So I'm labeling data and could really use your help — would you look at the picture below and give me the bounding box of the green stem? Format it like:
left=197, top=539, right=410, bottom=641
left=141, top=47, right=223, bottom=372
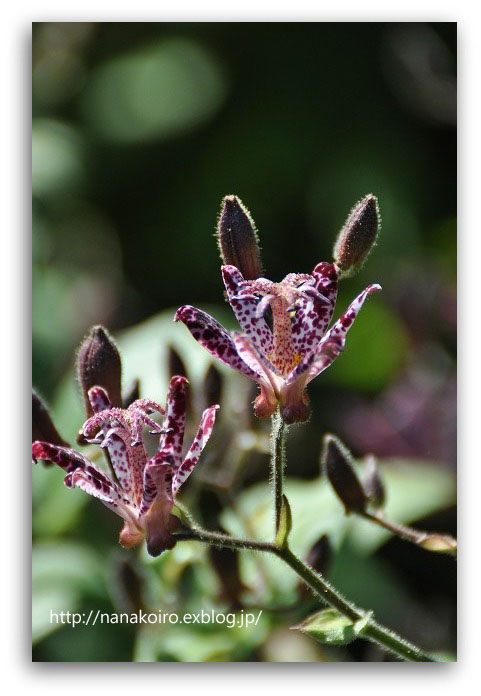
left=271, top=410, right=287, bottom=533
left=276, top=546, right=437, bottom=662
left=174, top=527, right=438, bottom=661
left=362, top=510, right=457, bottom=556
left=173, top=414, right=439, bottom=662
left=174, top=527, right=277, bottom=554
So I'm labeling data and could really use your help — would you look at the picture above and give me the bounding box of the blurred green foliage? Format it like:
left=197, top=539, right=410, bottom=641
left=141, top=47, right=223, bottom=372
left=32, top=22, right=456, bottom=662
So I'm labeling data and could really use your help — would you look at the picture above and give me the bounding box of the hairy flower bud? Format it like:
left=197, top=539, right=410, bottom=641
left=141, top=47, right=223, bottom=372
left=77, top=325, right=122, bottom=417
left=216, top=195, right=262, bottom=280
left=333, top=194, right=380, bottom=276
left=321, top=434, right=368, bottom=514
left=32, top=391, right=68, bottom=448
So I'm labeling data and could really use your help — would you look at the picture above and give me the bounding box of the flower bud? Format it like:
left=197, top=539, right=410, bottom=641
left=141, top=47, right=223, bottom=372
left=203, top=364, right=223, bottom=408
left=122, top=378, right=140, bottom=409
left=77, top=325, right=122, bottom=417
left=306, top=534, right=331, bottom=576
left=167, top=345, right=188, bottom=379
left=362, top=455, right=386, bottom=509
left=321, top=434, right=368, bottom=514
left=216, top=195, right=262, bottom=280
left=333, top=194, right=380, bottom=276
left=32, top=391, right=68, bottom=448
left=419, top=533, right=457, bottom=555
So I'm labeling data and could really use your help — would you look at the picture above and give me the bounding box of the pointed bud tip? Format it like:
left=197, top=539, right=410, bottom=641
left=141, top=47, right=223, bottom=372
left=322, top=434, right=368, bottom=514
left=216, top=194, right=262, bottom=280
left=32, top=391, right=68, bottom=447
left=333, top=194, right=380, bottom=276
left=362, top=455, right=386, bottom=509
left=77, top=324, right=122, bottom=416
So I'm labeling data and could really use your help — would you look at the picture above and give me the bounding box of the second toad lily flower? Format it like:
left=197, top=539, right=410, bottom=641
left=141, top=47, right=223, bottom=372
left=32, top=376, right=219, bottom=556
left=175, top=264, right=381, bottom=423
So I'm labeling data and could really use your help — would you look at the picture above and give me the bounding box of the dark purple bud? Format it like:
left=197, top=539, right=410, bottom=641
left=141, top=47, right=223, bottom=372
left=209, top=545, right=248, bottom=609
left=122, top=378, right=140, bottom=409
left=321, top=434, right=368, bottom=514
left=306, top=534, right=331, bottom=576
left=110, top=556, right=145, bottom=613
left=362, top=455, right=386, bottom=509
left=217, top=195, right=262, bottom=280
left=203, top=364, right=223, bottom=408
left=167, top=345, right=188, bottom=379
left=32, top=391, right=68, bottom=449
left=333, top=194, right=380, bottom=276
left=77, top=325, right=122, bottom=416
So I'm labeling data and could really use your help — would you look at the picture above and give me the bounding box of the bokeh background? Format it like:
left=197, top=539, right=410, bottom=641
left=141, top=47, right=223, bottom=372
left=32, top=22, right=456, bottom=662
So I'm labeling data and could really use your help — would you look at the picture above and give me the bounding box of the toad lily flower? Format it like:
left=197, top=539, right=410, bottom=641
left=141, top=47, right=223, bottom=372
left=32, top=376, right=219, bottom=556
left=175, top=264, right=381, bottom=424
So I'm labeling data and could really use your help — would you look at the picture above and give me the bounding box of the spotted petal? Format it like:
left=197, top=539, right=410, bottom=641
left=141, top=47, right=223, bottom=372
left=88, top=385, right=112, bottom=413
left=290, top=262, right=338, bottom=356
left=172, top=405, right=219, bottom=496
left=139, top=455, right=174, bottom=518
left=307, top=283, right=382, bottom=382
left=222, top=265, right=273, bottom=355
left=175, top=305, right=258, bottom=379
left=32, top=441, right=93, bottom=473
left=158, top=376, right=188, bottom=466
left=65, top=465, right=135, bottom=520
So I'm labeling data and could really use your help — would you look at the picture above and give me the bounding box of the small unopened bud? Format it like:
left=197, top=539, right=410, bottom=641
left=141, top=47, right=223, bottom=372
left=167, top=345, right=188, bottom=379
left=122, top=378, right=140, bottom=409
left=419, top=533, right=457, bottom=555
left=321, top=434, right=368, bottom=514
left=77, top=325, right=122, bottom=417
left=306, top=535, right=331, bottom=576
left=216, top=195, right=262, bottom=279
left=333, top=194, right=380, bottom=276
left=362, top=455, right=386, bottom=509
left=203, top=364, right=223, bottom=407
left=32, top=391, right=68, bottom=448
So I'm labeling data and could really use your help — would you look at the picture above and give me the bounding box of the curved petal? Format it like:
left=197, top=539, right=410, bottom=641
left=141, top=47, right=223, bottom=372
left=174, top=305, right=258, bottom=380
left=88, top=386, right=112, bottom=413
left=290, top=262, right=338, bottom=356
left=222, top=265, right=273, bottom=355
left=172, top=404, right=219, bottom=496
left=158, top=375, right=188, bottom=467
left=320, top=284, right=381, bottom=347
left=307, top=283, right=382, bottom=382
left=32, top=441, right=93, bottom=473
left=65, top=466, right=135, bottom=522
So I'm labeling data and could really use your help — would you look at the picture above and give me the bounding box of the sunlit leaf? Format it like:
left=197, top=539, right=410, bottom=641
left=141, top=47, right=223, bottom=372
left=81, top=39, right=227, bottom=144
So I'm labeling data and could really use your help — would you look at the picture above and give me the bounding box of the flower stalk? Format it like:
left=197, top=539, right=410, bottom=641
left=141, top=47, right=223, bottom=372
left=271, top=410, right=288, bottom=533
left=172, top=415, right=440, bottom=662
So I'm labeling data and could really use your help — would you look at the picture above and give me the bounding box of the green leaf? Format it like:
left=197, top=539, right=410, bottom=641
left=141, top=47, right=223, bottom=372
left=275, top=495, right=292, bottom=548
left=220, top=458, right=455, bottom=603
left=293, top=608, right=358, bottom=646
left=32, top=542, right=106, bottom=643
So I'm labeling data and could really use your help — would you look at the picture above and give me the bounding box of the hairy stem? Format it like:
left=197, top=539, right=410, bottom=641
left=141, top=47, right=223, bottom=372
left=276, top=546, right=437, bottom=662
left=362, top=510, right=457, bottom=556
left=175, top=527, right=438, bottom=661
left=173, top=415, right=440, bottom=661
left=271, top=411, right=287, bottom=533
left=174, top=527, right=277, bottom=553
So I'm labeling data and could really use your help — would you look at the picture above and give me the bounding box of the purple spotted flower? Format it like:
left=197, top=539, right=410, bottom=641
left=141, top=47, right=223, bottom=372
left=175, top=264, right=380, bottom=423
left=32, top=376, right=218, bottom=556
